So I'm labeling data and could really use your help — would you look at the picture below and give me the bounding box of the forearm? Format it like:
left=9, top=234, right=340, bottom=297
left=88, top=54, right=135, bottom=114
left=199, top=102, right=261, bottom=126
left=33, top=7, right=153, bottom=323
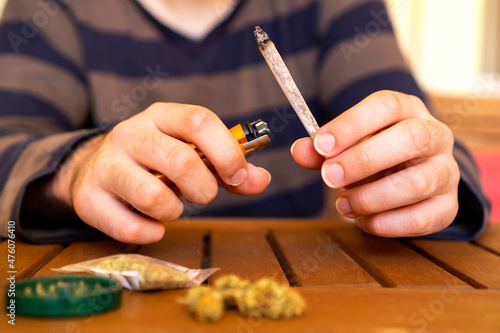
left=20, top=134, right=106, bottom=224
left=0, top=129, right=109, bottom=242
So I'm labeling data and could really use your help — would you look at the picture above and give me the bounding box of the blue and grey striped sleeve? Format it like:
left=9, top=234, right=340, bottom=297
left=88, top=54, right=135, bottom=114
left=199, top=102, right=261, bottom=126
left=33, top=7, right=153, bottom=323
left=0, top=0, right=105, bottom=241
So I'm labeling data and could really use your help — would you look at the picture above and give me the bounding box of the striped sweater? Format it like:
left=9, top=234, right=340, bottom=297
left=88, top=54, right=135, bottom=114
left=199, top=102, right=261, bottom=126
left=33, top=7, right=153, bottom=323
left=0, top=0, right=490, bottom=243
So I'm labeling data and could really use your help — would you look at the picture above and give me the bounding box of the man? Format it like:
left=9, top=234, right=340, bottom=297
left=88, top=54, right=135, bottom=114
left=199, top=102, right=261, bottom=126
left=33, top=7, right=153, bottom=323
left=0, top=0, right=489, bottom=243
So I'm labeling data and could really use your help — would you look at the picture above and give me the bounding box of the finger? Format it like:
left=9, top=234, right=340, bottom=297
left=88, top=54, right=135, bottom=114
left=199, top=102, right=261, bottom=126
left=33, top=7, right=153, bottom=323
left=313, top=91, right=428, bottom=158
left=290, top=138, right=324, bottom=170
left=336, top=158, right=460, bottom=218
left=74, top=189, right=166, bottom=244
left=146, top=103, right=248, bottom=186
left=110, top=125, right=219, bottom=204
left=100, top=161, right=187, bottom=220
left=321, top=118, right=450, bottom=189
left=222, top=164, right=271, bottom=195
left=356, top=193, right=459, bottom=238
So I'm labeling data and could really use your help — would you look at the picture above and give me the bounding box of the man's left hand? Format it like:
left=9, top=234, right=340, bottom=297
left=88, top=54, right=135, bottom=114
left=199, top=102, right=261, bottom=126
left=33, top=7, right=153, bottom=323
left=291, top=91, right=460, bottom=237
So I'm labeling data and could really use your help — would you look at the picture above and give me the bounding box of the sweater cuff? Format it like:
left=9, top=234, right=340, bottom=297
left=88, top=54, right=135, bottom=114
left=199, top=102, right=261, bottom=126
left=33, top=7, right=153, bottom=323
left=8, top=127, right=111, bottom=244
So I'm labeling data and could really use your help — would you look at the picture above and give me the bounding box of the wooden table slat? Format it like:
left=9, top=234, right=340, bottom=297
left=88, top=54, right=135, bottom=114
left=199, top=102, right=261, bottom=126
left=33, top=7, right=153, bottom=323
left=209, top=230, right=288, bottom=284
left=271, top=230, right=380, bottom=287
left=33, top=240, right=132, bottom=277
left=3, top=219, right=499, bottom=332
left=331, top=229, right=471, bottom=288
left=474, top=224, right=500, bottom=255
left=0, top=241, right=62, bottom=284
left=4, top=288, right=499, bottom=332
left=139, top=229, right=207, bottom=269
left=407, top=239, right=500, bottom=289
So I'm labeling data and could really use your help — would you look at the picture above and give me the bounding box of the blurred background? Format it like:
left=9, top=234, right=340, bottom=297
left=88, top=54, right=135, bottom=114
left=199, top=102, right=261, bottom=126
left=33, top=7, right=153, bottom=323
left=386, top=0, right=500, bottom=220
left=0, top=0, right=498, bottom=219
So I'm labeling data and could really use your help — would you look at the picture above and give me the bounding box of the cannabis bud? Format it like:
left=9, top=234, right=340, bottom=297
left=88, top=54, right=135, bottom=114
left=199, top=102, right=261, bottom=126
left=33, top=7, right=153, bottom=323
left=184, top=275, right=305, bottom=322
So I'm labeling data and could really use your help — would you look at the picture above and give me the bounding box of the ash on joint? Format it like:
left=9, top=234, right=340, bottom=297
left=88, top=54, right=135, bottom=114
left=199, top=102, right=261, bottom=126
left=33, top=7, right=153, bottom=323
left=254, top=26, right=270, bottom=48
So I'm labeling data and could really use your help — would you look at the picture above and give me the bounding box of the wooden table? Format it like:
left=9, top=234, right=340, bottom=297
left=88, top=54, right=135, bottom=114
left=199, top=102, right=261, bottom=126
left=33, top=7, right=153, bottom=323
left=2, top=219, right=500, bottom=332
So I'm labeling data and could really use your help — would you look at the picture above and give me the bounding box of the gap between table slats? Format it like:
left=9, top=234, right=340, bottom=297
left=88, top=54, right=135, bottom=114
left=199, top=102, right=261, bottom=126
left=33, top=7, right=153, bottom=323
left=268, top=229, right=380, bottom=287
left=329, top=229, right=471, bottom=289
left=405, top=239, right=500, bottom=289
left=474, top=224, right=500, bottom=256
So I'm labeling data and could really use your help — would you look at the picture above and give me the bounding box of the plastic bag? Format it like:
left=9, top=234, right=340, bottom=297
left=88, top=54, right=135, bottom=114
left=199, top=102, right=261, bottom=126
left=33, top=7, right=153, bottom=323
left=53, top=254, right=219, bottom=291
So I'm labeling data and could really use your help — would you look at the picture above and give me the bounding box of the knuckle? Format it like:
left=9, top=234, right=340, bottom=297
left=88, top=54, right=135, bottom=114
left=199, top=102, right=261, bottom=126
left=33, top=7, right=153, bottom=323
left=373, top=90, right=402, bottom=118
left=197, top=182, right=219, bottom=205
left=406, top=120, right=433, bottom=154
left=134, top=182, right=165, bottom=210
left=72, top=187, right=90, bottom=215
left=366, top=215, right=384, bottom=235
left=351, top=190, right=375, bottom=215
left=184, top=106, right=217, bottom=134
left=166, top=145, right=199, bottom=179
left=440, top=122, right=455, bottom=149
left=448, top=196, right=459, bottom=222
left=407, top=169, right=434, bottom=197
left=150, top=101, right=166, bottom=110
left=438, top=163, right=459, bottom=194
left=343, top=113, right=362, bottom=136
left=163, top=201, right=185, bottom=221
left=109, top=120, right=133, bottom=142
left=408, top=94, right=426, bottom=110
left=434, top=198, right=459, bottom=231
left=104, top=162, right=123, bottom=181
left=147, top=102, right=168, bottom=116
left=408, top=214, right=433, bottom=235
left=352, top=148, right=376, bottom=174
left=115, top=222, right=143, bottom=244
left=219, top=149, right=244, bottom=172
left=449, top=161, right=461, bottom=187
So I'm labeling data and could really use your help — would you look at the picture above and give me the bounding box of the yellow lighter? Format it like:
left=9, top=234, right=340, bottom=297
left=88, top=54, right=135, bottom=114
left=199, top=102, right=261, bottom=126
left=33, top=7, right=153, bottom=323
left=228, top=119, right=271, bottom=156
left=152, top=119, right=271, bottom=186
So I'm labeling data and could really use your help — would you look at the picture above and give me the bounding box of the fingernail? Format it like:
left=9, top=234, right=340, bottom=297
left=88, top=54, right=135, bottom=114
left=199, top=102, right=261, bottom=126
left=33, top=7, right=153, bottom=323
left=321, top=163, right=344, bottom=188
left=258, top=167, right=272, bottom=185
left=314, top=134, right=335, bottom=156
left=230, top=168, right=247, bottom=186
left=356, top=217, right=366, bottom=229
left=336, top=197, right=352, bottom=217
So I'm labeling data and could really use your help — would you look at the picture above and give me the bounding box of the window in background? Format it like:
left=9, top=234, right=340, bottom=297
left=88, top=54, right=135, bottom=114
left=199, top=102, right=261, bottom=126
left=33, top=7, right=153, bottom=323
left=387, top=0, right=495, bottom=96
left=482, top=0, right=500, bottom=75
left=0, top=0, right=6, bottom=17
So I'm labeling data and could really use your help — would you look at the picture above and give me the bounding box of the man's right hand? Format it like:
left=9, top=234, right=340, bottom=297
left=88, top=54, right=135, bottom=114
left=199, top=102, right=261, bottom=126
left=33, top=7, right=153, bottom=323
left=51, top=103, right=271, bottom=244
